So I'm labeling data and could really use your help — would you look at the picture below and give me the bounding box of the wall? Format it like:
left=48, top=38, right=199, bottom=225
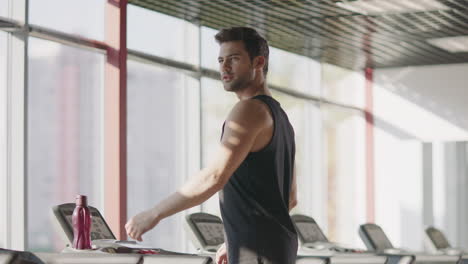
left=373, top=63, right=468, bottom=250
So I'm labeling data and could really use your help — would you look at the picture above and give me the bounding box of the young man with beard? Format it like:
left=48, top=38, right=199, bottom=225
left=125, top=27, right=298, bottom=264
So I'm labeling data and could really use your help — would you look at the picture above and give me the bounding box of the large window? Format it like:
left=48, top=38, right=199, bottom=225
left=27, top=37, right=104, bottom=252
left=432, top=142, right=468, bottom=248
left=29, top=0, right=105, bottom=41
left=0, top=0, right=7, bottom=17
left=374, top=126, right=423, bottom=249
left=322, top=63, right=365, bottom=108
left=372, top=76, right=427, bottom=250
left=201, top=27, right=219, bottom=71
left=372, top=66, right=468, bottom=250
left=128, top=5, right=199, bottom=65
left=271, top=91, right=324, bottom=224
left=200, top=77, right=237, bottom=215
left=269, top=48, right=321, bottom=95
left=2, top=3, right=373, bottom=253
left=322, top=105, right=366, bottom=247
left=127, top=59, right=199, bottom=251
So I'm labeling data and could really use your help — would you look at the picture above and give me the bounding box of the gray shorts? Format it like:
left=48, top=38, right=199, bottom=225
left=229, top=246, right=295, bottom=264
left=237, top=250, right=270, bottom=264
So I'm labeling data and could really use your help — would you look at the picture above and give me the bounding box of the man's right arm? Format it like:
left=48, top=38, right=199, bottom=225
left=125, top=99, right=269, bottom=241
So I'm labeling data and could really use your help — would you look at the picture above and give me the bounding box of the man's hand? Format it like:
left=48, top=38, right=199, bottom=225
left=216, top=243, right=228, bottom=264
left=125, top=209, right=160, bottom=241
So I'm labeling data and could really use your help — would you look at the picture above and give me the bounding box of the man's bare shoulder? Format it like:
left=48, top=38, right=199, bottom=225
left=228, top=98, right=272, bottom=126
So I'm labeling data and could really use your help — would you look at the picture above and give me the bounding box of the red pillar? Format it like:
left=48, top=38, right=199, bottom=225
left=105, top=0, right=127, bottom=239
left=365, top=67, right=375, bottom=223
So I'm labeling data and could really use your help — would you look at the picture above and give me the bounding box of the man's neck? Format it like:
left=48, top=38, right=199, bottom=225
left=235, top=81, right=271, bottom=101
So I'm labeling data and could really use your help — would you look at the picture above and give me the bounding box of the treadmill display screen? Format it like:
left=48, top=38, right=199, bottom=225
left=427, top=228, right=450, bottom=249
left=366, top=227, right=393, bottom=250
left=295, top=222, right=328, bottom=243
left=62, top=208, right=115, bottom=240
left=195, top=222, right=224, bottom=246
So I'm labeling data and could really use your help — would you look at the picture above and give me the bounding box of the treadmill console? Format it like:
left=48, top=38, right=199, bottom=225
left=291, top=215, right=389, bottom=264
left=359, top=224, right=461, bottom=264
left=425, top=227, right=451, bottom=250
left=292, top=214, right=366, bottom=253
left=51, top=204, right=213, bottom=263
left=52, top=203, right=116, bottom=243
left=185, top=213, right=224, bottom=253
left=359, top=224, right=394, bottom=252
left=291, top=214, right=329, bottom=246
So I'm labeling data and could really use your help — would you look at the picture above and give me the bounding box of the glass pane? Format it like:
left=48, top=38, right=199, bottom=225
left=201, top=26, right=219, bottom=71
left=432, top=142, right=468, bottom=249
left=29, top=0, right=105, bottom=41
left=270, top=91, right=325, bottom=224
left=373, top=82, right=425, bottom=249
left=128, top=5, right=199, bottom=65
left=371, top=68, right=466, bottom=250
left=27, top=37, right=104, bottom=252
left=200, top=77, right=237, bottom=215
left=322, top=104, right=366, bottom=247
left=321, top=63, right=365, bottom=109
left=269, top=47, right=321, bottom=95
left=127, top=60, right=197, bottom=252
left=0, top=0, right=7, bottom=17
left=374, top=125, right=423, bottom=249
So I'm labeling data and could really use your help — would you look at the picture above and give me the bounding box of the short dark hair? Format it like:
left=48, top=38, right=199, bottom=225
left=215, top=27, right=269, bottom=75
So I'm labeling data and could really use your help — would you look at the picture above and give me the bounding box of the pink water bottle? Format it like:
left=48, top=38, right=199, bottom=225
left=72, top=195, right=92, bottom=249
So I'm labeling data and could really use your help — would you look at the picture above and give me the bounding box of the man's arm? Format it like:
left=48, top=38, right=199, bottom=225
left=289, top=163, right=297, bottom=212
left=125, top=99, right=270, bottom=241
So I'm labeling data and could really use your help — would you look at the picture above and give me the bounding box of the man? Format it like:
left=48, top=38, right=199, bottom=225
left=125, top=27, right=298, bottom=264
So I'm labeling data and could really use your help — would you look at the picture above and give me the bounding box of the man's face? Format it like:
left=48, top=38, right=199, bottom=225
left=218, top=41, right=254, bottom=92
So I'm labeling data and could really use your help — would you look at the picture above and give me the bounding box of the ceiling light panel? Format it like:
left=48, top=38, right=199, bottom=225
left=335, top=0, right=451, bottom=15
left=427, top=36, right=468, bottom=53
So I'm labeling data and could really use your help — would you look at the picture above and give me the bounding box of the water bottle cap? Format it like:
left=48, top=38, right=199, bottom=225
left=75, top=195, right=88, bottom=206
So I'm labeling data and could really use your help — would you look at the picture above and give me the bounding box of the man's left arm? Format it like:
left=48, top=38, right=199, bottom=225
left=125, top=100, right=269, bottom=241
left=289, top=163, right=297, bottom=212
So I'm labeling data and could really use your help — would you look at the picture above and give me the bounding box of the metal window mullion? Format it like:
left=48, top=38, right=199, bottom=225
left=422, top=143, right=434, bottom=227
left=0, top=33, right=7, bottom=249
left=28, top=24, right=108, bottom=54
left=197, top=22, right=204, bottom=214
left=456, top=142, right=468, bottom=247
left=5, top=0, right=28, bottom=251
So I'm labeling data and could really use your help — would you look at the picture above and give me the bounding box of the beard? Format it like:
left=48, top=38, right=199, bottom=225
left=222, top=72, right=254, bottom=92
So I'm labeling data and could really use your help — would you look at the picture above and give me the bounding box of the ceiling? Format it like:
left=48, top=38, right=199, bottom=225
left=128, top=0, right=468, bottom=70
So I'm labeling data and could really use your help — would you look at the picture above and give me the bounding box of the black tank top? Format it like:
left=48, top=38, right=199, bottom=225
left=219, top=95, right=297, bottom=264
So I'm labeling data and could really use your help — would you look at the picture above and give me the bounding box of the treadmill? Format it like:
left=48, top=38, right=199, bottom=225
left=186, top=212, right=387, bottom=264
left=425, top=226, right=468, bottom=263
left=359, top=223, right=459, bottom=264
left=291, top=214, right=389, bottom=264
left=185, top=212, right=225, bottom=254
left=185, top=212, right=327, bottom=264
left=50, top=203, right=212, bottom=264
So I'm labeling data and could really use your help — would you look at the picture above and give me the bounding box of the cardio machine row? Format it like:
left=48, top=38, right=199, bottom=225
left=1, top=205, right=466, bottom=264
left=187, top=212, right=467, bottom=264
